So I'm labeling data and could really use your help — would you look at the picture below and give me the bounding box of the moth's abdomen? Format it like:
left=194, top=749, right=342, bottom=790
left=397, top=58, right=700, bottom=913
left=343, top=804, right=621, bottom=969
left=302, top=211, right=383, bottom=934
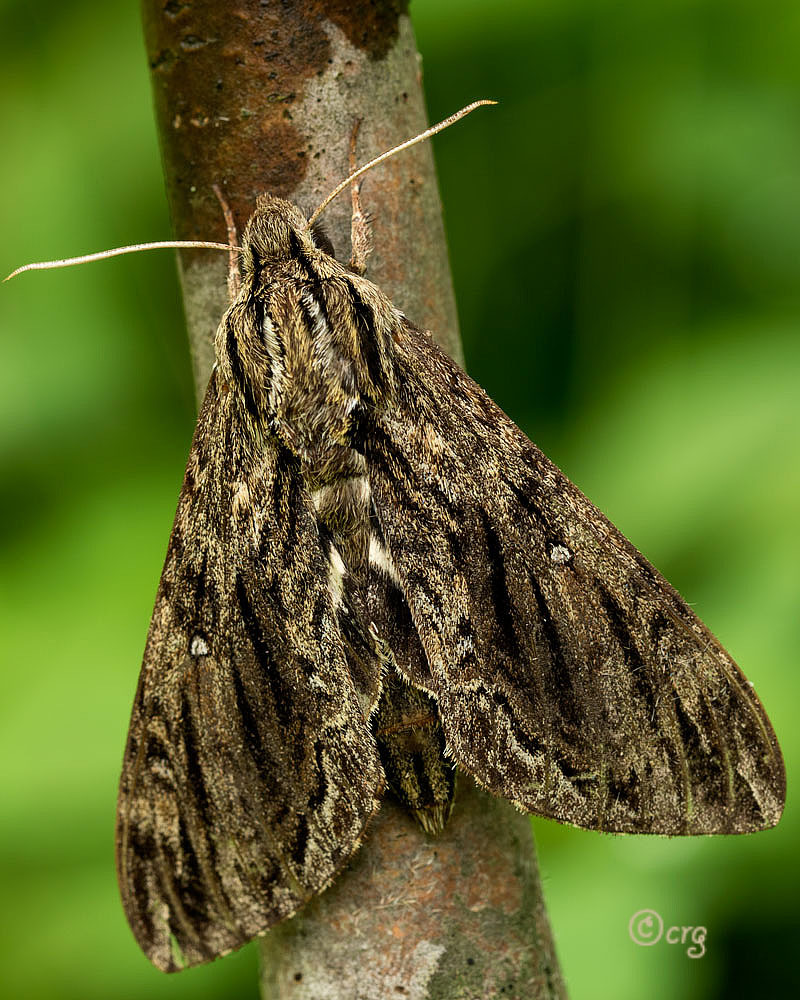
left=372, top=670, right=455, bottom=836
left=308, top=447, right=371, bottom=576
left=305, top=444, right=456, bottom=834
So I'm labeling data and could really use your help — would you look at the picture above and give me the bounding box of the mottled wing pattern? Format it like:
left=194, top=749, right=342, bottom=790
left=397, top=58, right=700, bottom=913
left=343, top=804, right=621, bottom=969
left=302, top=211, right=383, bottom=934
left=117, top=371, right=384, bottom=972
left=365, top=327, right=785, bottom=835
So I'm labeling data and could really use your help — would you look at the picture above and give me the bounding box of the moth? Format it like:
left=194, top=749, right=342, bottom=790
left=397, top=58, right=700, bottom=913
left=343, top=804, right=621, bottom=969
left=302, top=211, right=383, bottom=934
left=8, top=103, right=785, bottom=973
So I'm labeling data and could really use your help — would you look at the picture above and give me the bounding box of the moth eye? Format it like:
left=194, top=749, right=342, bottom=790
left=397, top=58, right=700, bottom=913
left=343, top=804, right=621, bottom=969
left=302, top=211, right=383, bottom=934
left=310, top=221, right=335, bottom=257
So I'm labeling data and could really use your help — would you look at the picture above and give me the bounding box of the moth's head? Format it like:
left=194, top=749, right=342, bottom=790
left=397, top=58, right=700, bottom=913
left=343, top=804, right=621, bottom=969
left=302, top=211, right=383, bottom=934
left=241, top=195, right=334, bottom=276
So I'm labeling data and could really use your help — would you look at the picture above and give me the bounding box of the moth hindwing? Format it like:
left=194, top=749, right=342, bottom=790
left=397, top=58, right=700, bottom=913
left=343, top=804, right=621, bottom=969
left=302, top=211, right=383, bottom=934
left=116, top=193, right=785, bottom=972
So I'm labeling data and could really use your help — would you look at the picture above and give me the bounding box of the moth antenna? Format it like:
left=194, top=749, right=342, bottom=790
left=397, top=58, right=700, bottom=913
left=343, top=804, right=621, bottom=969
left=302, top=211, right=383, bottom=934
left=307, top=99, right=497, bottom=228
left=4, top=240, right=242, bottom=282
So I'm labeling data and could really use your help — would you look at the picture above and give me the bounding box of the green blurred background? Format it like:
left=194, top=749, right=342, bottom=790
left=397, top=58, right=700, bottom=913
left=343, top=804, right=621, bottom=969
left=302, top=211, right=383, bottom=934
left=1, top=0, right=797, bottom=997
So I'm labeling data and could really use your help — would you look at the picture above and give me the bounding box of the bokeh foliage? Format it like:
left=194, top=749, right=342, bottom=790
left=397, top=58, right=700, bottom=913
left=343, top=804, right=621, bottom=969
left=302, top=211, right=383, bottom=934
left=0, top=0, right=797, bottom=997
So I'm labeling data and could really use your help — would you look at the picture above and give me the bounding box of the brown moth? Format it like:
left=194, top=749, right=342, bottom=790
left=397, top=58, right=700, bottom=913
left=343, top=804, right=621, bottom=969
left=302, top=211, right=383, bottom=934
left=9, top=104, right=785, bottom=973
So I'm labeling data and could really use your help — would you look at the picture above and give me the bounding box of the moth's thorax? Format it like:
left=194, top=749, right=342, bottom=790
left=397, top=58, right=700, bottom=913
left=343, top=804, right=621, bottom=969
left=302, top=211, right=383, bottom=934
left=215, top=195, right=402, bottom=463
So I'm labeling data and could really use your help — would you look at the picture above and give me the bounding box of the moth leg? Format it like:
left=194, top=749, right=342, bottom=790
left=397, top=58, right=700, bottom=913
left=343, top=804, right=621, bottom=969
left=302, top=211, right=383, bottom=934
left=348, top=119, right=373, bottom=276
left=211, top=183, right=241, bottom=301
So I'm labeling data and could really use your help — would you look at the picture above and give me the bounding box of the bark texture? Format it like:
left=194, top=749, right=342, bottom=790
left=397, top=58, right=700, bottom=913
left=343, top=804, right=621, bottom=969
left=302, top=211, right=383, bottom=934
left=140, top=1, right=566, bottom=996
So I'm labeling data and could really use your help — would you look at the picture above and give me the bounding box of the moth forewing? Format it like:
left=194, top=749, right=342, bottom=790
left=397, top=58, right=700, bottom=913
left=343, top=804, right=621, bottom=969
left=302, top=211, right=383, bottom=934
left=359, top=307, right=785, bottom=837
left=116, top=274, right=387, bottom=971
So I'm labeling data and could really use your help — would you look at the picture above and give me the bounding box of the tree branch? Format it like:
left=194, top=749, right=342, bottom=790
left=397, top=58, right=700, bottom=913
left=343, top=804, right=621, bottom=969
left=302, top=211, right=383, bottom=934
left=141, top=1, right=566, bottom=996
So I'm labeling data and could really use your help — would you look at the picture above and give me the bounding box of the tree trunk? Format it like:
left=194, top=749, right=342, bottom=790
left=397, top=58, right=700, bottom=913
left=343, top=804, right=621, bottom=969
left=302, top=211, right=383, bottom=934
left=140, top=1, right=566, bottom=996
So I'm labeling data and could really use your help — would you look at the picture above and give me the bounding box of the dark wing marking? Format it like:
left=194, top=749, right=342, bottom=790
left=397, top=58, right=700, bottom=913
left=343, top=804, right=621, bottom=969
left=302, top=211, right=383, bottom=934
left=364, top=327, right=785, bottom=835
left=117, top=371, right=384, bottom=972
